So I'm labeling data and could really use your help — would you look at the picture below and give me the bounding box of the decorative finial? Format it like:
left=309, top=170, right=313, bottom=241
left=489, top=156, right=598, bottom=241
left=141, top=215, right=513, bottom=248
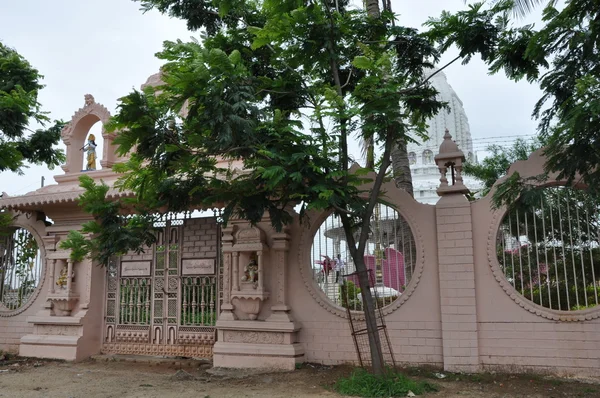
left=443, top=128, right=452, bottom=140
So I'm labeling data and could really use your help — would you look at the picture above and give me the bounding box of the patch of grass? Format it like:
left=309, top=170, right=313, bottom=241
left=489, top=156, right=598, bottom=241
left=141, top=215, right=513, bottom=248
left=334, top=368, right=438, bottom=397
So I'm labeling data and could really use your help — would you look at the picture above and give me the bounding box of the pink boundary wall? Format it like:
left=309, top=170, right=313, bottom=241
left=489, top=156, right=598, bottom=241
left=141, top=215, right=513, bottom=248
left=0, top=106, right=599, bottom=376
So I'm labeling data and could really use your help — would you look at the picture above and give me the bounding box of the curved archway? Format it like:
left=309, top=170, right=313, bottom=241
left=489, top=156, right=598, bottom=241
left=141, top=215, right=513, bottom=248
left=0, top=213, right=47, bottom=317
left=60, top=94, right=118, bottom=173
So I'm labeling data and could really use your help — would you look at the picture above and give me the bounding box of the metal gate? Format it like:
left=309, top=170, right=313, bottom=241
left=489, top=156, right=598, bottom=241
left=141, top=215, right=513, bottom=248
left=102, top=217, right=220, bottom=358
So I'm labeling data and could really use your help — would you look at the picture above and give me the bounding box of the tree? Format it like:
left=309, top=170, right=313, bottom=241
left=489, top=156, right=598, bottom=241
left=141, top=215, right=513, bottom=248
left=65, top=0, right=515, bottom=374
left=0, top=43, right=65, bottom=174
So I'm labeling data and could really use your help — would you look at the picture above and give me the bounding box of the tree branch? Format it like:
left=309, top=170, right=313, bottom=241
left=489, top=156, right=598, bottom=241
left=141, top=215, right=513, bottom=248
left=397, top=54, right=462, bottom=94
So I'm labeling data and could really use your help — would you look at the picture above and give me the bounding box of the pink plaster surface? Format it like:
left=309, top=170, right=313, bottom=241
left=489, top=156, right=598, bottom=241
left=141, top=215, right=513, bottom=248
left=1, top=126, right=599, bottom=377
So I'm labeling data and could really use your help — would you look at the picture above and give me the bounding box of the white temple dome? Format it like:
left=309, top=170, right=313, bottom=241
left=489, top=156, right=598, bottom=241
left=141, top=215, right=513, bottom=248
left=408, top=69, right=481, bottom=204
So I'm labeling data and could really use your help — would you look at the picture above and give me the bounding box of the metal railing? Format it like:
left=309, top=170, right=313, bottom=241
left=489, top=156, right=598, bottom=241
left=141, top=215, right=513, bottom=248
left=497, top=186, right=600, bottom=311
left=119, top=277, right=152, bottom=324
left=181, top=276, right=217, bottom=326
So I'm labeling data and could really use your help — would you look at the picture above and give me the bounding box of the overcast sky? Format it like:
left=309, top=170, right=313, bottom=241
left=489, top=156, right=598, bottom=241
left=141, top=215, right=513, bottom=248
left=0, top=0, right=546, bottom=196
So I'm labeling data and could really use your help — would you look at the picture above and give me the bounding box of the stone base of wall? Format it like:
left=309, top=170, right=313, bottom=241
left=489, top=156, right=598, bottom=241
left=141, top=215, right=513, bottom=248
left=20, top=335, right=80, bottom=360
left=214, top=320, right=304, bottom=370
left=18, top=315, right=92, bottom=361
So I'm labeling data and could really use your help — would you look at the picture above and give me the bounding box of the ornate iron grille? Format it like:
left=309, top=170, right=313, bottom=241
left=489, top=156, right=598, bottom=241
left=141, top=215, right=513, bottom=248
left=103, top=214, right=220, bottom=357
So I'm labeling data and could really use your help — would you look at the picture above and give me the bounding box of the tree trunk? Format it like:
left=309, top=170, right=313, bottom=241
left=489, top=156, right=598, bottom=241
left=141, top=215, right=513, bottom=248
left=354, top=253, right=384, bottom=370
left=340, top=218, right=385, bottom=375
left=365, top=0, right=380, bottom=18
left=356, top=0, right=385, bottom=376
left=391, top=140, right=414, bottom=197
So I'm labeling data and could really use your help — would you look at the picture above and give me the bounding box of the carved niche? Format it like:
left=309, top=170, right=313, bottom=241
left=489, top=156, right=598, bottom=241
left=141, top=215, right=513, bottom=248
left=60, top=94, right=119, bottom=173
left=229, top=226, right=270, bottom=320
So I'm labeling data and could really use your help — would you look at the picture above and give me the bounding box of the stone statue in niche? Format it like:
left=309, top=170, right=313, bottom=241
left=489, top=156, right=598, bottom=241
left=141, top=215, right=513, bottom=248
left=80, top=134, right=97, bottom=171
left=241, top=257, right=259, bottom=287
left=56, top=265, right=74, bottom=289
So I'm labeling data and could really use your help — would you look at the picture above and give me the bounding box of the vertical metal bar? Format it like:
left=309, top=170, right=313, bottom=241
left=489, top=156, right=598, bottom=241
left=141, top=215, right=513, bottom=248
left=575, top=202, right=588, bottom=307
left=585, top=207, right=598, bottom=306
left=501, top=226, right=507, bottom=280
left=136, top=279, right=141, bottom=324
left=516, top=211, right=525, bottom=295
left=540, top=198, right=552, bottom=309
left=565, top=189, right=580, bottom=308
left=145, top=279, right=150, bottom=324
left=128, top=280, right=134, bottom=324
left=547, top=195, right=561, bottom=310
left=509, top=213, right=516, bottom=289
left=556, top=189, right=571, bottom=309
left=200, top=277, right=205, bottom=325
left=400, top=215, right=408, bottom=283
left=210, top=278, right=215, bottom=325
left=119, top=280, right=124, bottom=324
left=532, top=204, right=543, bottom=306
left=524, top=210, right=534, bottom=301
left=182, top=278, right=188, bottom=325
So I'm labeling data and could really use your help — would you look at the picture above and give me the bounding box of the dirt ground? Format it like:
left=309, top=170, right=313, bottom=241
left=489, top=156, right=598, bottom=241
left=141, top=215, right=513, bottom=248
left=0, top=356, right=598, bottom=398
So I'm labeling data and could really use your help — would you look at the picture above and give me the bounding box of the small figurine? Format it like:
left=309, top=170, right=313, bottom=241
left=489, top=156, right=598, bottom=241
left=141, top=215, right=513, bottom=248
left=241, top=258, right=259, bottom=285
left=56, top=264, right=75, bottom=290
left=56, top=266, right=68, bottom=289
left=80, top=134, right=97, bottom=171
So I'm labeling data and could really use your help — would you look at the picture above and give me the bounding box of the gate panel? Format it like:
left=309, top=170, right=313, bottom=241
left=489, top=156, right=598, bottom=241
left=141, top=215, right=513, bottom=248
left=102, top=216, right=219, bottom=358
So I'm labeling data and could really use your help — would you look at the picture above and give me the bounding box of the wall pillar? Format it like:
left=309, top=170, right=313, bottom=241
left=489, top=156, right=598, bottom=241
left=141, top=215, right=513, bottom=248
left=436, top=194, right=480, bottom=373
left=214, top=221, right=304, bottom=370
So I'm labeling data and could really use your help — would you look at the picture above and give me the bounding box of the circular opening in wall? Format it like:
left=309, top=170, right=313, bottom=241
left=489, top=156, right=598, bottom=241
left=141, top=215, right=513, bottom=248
left=0, top=227, right=44, bottom=313
left=310, top=203, right=417, bottom=311
left=495, top=186, right=600, bottom=312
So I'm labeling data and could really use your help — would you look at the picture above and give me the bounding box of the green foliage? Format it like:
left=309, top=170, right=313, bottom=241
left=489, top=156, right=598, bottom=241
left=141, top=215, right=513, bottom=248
left=59, top=230, right=90, bottom=263
left=0, top=42, right=65, bottom=173
left=334, top=368, right=438, bottom=397
left=59, top=175, right=158, bottom=265
left=463, top=137, right=543, bottom=197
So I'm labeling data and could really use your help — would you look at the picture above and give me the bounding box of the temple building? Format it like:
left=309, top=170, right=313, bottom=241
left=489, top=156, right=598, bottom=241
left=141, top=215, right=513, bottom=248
left=408, top=70, right=482, bottom=204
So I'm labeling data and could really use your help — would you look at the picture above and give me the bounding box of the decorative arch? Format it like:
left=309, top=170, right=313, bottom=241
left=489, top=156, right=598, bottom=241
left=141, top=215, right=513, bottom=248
left=483, top=149, right=600, bottom=321
left=60, top=94, right=118, bottom=173
left=0, top=212, right=48, bottom=317
left=297, top=183, right=427, bottom=319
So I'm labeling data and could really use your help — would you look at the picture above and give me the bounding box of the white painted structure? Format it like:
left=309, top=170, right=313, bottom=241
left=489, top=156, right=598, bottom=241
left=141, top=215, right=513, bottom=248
left=408, top=70, right=482, bottom=204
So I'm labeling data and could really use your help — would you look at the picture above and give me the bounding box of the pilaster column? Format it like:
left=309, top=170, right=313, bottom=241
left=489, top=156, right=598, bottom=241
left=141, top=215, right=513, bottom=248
left=436, top=194, right=480, bottom=373
left=49, top=260, right=56, bottom=294
left=66, top=260, right=74, bottom=294
left=267, top=229, right=292, bottom=322
left=257, top=251, right=264, bottom=290
left=233, top=252, right=240, bottom=291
